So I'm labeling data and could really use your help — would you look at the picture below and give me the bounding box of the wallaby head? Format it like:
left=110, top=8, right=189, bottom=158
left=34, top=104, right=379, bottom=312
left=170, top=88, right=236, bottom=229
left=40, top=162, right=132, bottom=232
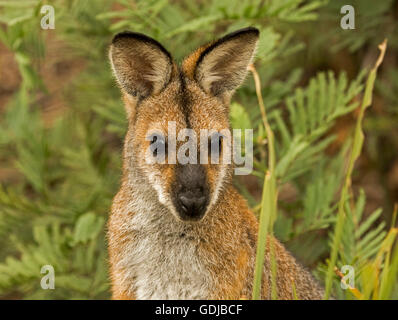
left=109, top=27, right=259, bottom=222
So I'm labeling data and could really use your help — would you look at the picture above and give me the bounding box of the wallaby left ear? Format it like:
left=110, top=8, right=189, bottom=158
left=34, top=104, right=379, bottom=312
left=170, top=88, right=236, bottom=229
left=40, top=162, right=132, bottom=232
left=194, top=27, right=259, bottom=97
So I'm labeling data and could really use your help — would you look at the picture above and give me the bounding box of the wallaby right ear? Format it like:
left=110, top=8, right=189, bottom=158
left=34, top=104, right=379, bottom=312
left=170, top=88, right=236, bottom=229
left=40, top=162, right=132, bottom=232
left=109, top=31, right=173, bottom=98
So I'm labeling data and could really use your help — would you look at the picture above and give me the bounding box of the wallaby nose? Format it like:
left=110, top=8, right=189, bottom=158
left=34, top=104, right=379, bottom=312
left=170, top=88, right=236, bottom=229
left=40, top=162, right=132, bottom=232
left=173, top=164, right=209, bottom=221
left=179, top=193, right=207, bottom=215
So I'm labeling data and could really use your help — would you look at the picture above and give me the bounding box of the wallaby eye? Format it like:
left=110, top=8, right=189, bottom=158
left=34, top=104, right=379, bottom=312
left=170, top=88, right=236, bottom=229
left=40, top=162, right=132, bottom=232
left=209, top=134, right=223, bottom=157
left=149, top=134, right=167, bottom=158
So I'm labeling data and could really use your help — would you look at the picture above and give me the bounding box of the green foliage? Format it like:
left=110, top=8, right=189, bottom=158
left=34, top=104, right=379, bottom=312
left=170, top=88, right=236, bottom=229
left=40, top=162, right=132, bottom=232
left=0, top=220, right=108, bottom=299
left=0, top=0, right=397, bottom=300
left=340, top=191, right=386, bottom=273
left=273, top=70, right=365, bottom=182
left=322, top=0, right=396, bottom=52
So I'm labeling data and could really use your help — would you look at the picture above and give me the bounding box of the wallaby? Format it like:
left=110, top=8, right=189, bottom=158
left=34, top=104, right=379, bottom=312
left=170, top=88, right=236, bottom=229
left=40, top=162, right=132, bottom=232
left=107, top=27, right=324, bottom=300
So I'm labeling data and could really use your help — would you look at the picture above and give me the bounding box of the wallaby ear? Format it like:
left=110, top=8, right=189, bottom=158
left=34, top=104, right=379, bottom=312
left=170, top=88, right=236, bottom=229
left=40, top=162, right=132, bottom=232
left=194, top=27, right=259, bottom=97
left=109, top=31, right=173, bottom=98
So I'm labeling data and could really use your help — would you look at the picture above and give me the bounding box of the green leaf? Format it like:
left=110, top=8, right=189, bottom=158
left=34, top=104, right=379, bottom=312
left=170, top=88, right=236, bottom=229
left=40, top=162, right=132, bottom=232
left=230, top=102, right=252, bottom=130
left=72, top=213, right=104, bottom=245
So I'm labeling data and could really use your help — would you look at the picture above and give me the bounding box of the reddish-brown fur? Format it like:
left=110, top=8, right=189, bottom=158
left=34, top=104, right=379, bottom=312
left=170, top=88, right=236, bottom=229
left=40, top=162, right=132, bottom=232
left=107, top=28, right=324, bottom=300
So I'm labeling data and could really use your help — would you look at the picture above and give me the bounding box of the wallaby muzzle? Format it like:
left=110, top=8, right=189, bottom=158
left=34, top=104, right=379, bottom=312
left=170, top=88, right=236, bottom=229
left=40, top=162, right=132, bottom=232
left=172, top=164, right=210, bottom=221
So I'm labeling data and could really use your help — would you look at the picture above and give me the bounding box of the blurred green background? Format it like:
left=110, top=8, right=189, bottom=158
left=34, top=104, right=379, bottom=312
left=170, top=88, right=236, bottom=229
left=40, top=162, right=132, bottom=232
left=0, top=0, right=397, bottom=299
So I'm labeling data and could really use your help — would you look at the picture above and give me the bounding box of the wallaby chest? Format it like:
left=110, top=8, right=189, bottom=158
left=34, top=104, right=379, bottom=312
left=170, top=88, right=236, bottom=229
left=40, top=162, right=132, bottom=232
left=125, top=210, right=212, bottom=299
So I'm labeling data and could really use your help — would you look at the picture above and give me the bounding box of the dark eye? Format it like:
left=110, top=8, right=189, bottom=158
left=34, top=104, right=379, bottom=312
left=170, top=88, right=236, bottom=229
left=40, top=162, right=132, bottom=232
left=209, top=134, right=223, bottom=157
left=149, top=134, right=167, bottom=157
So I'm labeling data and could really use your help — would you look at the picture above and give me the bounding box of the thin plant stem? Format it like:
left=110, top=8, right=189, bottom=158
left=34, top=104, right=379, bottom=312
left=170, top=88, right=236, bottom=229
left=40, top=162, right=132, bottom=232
left=249, top=64, right=278, bottom=300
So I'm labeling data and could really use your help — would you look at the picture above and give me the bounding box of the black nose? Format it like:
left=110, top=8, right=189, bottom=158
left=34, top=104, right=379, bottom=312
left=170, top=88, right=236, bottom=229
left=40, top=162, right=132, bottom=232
left=173, top=164, right=209, bottom=221
left=179, top=193, right=207, bottom=216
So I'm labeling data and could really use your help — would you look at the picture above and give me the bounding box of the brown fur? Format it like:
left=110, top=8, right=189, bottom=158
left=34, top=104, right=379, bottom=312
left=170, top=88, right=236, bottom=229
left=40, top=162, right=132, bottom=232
left=107, top=28, right=324, bottom=300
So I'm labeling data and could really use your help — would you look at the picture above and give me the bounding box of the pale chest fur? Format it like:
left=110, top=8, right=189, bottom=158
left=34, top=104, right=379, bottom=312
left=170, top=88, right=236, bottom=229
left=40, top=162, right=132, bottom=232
left=116, top=208, right=213, bottom=300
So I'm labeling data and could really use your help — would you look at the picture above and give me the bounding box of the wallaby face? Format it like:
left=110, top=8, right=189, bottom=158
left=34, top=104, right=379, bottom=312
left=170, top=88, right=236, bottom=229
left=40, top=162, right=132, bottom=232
left=109, top=28, right=259, bottom=222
